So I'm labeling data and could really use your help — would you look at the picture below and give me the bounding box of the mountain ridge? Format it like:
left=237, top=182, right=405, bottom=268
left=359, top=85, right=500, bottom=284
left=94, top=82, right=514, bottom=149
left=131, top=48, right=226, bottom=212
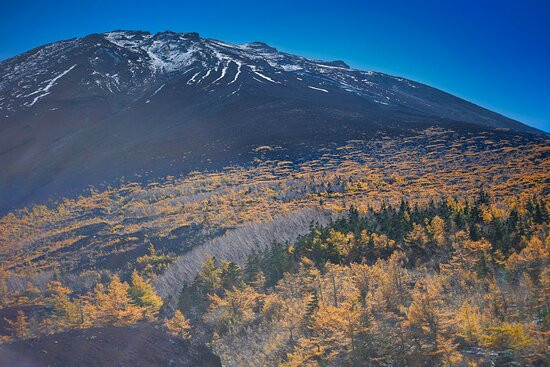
left=1, top=29, right=538, bottom=131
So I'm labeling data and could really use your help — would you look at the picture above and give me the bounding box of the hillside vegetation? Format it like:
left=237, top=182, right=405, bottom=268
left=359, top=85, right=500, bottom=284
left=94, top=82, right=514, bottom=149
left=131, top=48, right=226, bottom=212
left=0, top=127, right=548, bottom=366
left=193, top=195, right=549, bottom=366
left=1, top=128, right=546, bottom=274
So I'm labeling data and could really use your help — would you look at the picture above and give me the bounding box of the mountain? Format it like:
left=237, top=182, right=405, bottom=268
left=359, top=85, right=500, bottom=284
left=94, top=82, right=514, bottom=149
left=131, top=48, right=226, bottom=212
left=0, top=30, right=541, bottom=212
left=0, top=30, right=548, bottom=367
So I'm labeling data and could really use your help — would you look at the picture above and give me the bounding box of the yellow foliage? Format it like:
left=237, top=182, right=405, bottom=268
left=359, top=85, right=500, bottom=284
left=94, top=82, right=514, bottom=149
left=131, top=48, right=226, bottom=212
left=454, top=302, right=484, bottom=345
left=4, top=310, right=31, bottom=339
left=165, top=310, right=191, bottom=339
left=481, top=322, right=533, bottom=351
left=86, top=275, right=143, bottom=326
left=506, top=235, right=549, bottom=275
left=206, top=286, right=262, bottom=332
left=45, top=281, right=83, bottom=330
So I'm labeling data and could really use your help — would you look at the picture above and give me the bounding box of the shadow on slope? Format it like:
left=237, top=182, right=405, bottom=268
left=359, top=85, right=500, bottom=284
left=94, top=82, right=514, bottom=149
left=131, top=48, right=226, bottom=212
left=0, top=323, right=221, bottom=367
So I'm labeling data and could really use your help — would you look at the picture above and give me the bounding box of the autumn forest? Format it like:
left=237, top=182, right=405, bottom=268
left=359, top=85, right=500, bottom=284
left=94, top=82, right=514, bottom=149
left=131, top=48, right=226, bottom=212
left=0, top=127, right=548, bottom=366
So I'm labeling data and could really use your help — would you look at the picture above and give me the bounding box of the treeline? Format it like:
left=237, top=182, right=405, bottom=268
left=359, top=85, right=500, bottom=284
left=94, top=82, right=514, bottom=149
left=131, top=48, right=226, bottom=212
left=243, top=192, right=547, bottom=284
left=177, top=193, right=549, bottom=366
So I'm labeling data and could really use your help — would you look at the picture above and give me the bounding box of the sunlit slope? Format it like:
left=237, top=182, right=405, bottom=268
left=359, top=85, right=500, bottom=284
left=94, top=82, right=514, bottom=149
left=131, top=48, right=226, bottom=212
left=1, top=128, right=547, bottom=276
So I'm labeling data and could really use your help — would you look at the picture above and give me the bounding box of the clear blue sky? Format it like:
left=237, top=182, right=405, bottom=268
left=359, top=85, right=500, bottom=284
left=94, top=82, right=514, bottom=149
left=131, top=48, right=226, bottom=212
left=1, top=0, right=548, bottom=131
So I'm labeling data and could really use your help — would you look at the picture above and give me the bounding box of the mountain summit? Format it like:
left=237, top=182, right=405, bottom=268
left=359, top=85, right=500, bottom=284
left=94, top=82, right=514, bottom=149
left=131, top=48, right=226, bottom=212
left=0, top=30, right=540, bottom=211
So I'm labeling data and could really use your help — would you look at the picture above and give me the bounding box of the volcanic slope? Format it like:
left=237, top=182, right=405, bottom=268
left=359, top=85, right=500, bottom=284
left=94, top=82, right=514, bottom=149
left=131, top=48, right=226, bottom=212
left=0, top=30, right=542, bottom=212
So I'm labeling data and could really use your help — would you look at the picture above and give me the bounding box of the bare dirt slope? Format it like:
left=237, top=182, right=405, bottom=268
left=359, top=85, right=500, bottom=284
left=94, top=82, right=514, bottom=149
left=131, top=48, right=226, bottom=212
left=0, top=323, right=221, bottom=367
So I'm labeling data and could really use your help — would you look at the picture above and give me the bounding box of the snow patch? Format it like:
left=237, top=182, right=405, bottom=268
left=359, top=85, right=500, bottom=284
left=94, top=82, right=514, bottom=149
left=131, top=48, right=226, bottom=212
left=308, top=86, right=328, bottom=93
left=187, top=71, right=202, bottom=84
left=249, top=66, right=280, bottom=84
left=212, top=62, right=229, bottom=83
left=281, top=64, right=302, bottom=72
left=150, top=84, right=165, bottom=97
left=197, top=68, right=212, bottom=83
left=228, top=61, right=242, bottom=85
left=24, top=64, right=77, bottom=107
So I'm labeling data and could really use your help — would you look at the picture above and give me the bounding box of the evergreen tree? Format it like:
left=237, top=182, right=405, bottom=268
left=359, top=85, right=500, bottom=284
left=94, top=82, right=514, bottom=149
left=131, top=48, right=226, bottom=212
left=128, top=270, right=163, bottom=318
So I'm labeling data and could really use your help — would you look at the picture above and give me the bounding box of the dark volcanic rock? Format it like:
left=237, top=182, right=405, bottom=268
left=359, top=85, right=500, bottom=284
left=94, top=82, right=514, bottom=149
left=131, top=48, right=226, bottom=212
left=0, top=323, right=221, bottom=367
